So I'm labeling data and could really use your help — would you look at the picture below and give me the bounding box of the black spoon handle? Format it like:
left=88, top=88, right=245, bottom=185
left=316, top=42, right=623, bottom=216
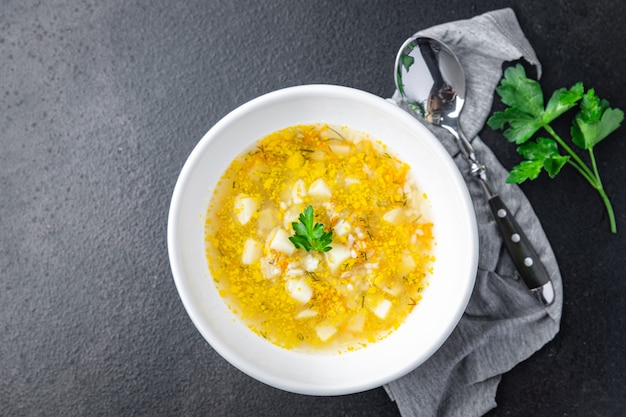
left=488, top=196, right=555, bottom=305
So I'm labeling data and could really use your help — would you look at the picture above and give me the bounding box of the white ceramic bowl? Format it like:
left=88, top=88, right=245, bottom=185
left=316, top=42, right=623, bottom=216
left=168, top=84, right=478, bottom=395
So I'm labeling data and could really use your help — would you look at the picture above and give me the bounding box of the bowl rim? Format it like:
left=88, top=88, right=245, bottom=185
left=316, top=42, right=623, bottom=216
left=167, top=84, right=478, bottom=395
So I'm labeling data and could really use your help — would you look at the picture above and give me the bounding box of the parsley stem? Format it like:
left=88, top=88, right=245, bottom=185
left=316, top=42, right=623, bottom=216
left=564, top=159, right=597, bottom=188
left=546, top=125, right=616, bottom=233
left=588, top=147, right=602, bottom=189
left=589, top=147, right=617, bottom=233
left=598, top=187, right=617, bottom=234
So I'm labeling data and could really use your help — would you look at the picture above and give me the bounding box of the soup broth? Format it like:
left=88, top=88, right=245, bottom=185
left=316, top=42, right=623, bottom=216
left=205, top=124, right=435, bottom=352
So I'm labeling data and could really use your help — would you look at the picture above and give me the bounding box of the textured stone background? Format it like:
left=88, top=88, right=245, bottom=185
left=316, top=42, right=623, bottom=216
left=2, top=1, right=625, bottom=416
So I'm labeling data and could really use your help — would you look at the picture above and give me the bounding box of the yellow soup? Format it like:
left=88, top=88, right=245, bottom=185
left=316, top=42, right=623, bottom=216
left=205, top=124, right=435, bottom=352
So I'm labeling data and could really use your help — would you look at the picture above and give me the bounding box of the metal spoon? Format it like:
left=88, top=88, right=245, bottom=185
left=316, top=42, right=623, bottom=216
left=394, top=35, right=554, bottom=306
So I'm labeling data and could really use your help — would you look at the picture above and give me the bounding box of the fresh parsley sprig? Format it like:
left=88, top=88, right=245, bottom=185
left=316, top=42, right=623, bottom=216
left=488, top=64, right=623, bottom=233
left=289, top=205, right=333, bottom=252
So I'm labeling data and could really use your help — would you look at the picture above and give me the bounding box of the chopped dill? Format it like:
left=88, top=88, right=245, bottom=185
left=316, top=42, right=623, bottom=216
left=306, top=271, right=318, bottom=281
left=326, top=126, right=346, bottom=141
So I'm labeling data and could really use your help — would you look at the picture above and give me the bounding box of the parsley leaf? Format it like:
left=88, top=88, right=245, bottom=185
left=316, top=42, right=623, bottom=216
left=488, top=64, right=623, bottom=233
left=289, top=205, right=333, bottom=252
left=488, top=66, right=584, bottom=144
left=507, top=137, right=570, bottom=183
left=487, top=107, right=543, bottom=144
left=544, top=83, right=584, bottom=123
left=507, top=160, right=544, bottom=183
left=571, top=89, right=624, bottom=149
left=494, top=64, right=545, bottom=117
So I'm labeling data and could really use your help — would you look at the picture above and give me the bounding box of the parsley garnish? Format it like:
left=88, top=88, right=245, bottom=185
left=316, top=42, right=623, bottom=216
left=488, top=64, right=623, bottom=233
left=288, top=205, right=333, bottom=252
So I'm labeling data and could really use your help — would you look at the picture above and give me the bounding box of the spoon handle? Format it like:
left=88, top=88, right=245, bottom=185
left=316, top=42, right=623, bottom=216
left=488, top=196, right=555, bottom=305
left=453, top=128, right=555, bottom=306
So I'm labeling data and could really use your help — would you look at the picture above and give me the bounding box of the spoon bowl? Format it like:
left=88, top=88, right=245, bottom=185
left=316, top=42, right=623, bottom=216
left=395, top=37, right=466, bottom=133
left=395, top=37, right=478, bottom=163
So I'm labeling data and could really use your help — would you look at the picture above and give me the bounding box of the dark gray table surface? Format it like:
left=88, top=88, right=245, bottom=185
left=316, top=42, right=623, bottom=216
left=2, top=1, right=625, bottom=416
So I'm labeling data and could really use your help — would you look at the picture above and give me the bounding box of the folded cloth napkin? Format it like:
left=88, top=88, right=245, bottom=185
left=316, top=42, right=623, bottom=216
left=384, top=8, right=563, bottom=417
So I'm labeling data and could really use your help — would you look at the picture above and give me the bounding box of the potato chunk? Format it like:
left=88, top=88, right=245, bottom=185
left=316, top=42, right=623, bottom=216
left=324, top=243, right=352, bottom=273
left=315, top=324, right=337, bottom=342
left=241, top=238, right=262, bottom=265
left=285, top=278, right=313, bottom=304
left=234, top=194, right=258, bottom=225
left=269, top=228, right=295, bottom=255
left=371, top=299, right=392, bottom=320
left=308, top=178, right=332, bottom=200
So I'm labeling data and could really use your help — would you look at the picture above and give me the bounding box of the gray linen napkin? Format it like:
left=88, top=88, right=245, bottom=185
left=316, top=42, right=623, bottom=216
left=384, top=8, right=563, bottom=417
